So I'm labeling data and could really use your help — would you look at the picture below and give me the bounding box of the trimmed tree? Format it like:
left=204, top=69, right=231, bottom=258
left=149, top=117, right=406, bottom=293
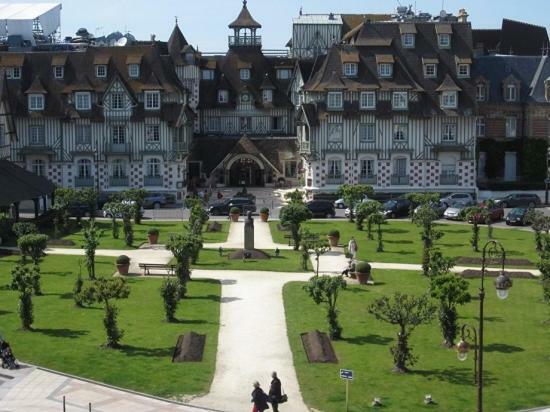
left=12, top=222, right=38, bottom=238
left=303, top=275, right=347, bottom=340
left=165, top=233, right=199, bottom=298
left=119, top=203, right=134, bottom=247
left=122, top=188, right=147, bottom=224
left=10, top=264, right=35, bottom=330
left=18, top=233, right=48, bottom=265
left=412, top=203, right=443, bottom=276
left=160, top=277, right=180, bottom=322
left=78, top=187, right=99, bottom=218
left=337, top=184, right=373, bottom=222
left=302, top=237, right=330, bottom=275
left=355, top=200, right=381, bottom=236
left=188, top=198, right=209, bottom=236
left=280, top=203, right=312, bottom=251
left=368, top=212, right=386, bottom=252
left=464, top=206, right=486, bottom=252
left=526, top=209, right=550, bottom=254
left=82, top=220, right=99, bottom=280
left=103, top=201, right=123, bottom=239
left=369, top=292, right=436, bottom=372
left=284, top=189, right=305, bottom=205
left=52, top=187, right=78, bottom=237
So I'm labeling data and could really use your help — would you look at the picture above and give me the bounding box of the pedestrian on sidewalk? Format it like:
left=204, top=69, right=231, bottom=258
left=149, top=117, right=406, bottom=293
left=269, top=371, right=282, bottom=411
left=251, top=381, right=269, bottom=412
left=348, top=237, right=358, bottom=259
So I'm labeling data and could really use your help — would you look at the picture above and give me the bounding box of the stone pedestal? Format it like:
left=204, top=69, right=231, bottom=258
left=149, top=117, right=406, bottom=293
left=244, top=211, right=254, bottom=251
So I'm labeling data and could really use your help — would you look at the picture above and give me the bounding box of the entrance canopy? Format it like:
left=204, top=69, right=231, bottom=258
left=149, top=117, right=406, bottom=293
left=0, top=160, right=55, bottom=206
left=0, top=3, right=61, bottom=44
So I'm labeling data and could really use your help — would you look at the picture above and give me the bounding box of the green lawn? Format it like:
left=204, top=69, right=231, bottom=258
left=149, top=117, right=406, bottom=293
left=0, top=254, right=221, bottom=399
left=48, top=220, right=229, bottom=250
left=284, top=271, right=550, bottom=412
left=270, top=221, right=539, bottom=267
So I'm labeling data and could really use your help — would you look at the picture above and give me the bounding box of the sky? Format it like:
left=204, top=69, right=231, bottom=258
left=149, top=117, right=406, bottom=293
left=12, top=0, right=550, bottom=52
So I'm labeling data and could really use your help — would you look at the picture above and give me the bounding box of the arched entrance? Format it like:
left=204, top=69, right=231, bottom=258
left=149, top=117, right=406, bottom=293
left=227, top=155, right=265, bottom=186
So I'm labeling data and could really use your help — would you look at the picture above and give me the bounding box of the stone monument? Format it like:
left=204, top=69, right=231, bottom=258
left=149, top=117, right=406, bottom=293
left=244, top=210, right=254, bottom=251
left=228, top=210, right=270, bottom=260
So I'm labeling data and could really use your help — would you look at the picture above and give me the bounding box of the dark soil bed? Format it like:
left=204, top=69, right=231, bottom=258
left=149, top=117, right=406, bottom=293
left=229, top=249, right=271, bottom=260
left=47, top=239, right=76, bottom=247
left=172, top=332, right=206, bottom=362
left=301, top=330, right=338, bottom=363
left=460, top=270, right=537, bottom=279
left=206, top=222, right=222, bottom=232
left=457, top=257, right=534, bottom=267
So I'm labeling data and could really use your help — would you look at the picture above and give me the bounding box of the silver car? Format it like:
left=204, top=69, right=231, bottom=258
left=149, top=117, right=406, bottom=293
left=443, top=200, right=475, bottom=220
left=440, top=193, right=474, bottom=207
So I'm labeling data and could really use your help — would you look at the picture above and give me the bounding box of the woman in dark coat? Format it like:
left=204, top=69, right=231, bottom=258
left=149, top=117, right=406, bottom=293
left=251, top=381, right=269, bottom=412
left=269, top=371, right=282, bottom=412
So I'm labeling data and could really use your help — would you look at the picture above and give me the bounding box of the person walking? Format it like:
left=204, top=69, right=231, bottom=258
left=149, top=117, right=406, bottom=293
left=251, top=381, right=269, bottom=412
left=269, top=371, right=282, bottom=412
left=348, top=236, right=358, bottom=259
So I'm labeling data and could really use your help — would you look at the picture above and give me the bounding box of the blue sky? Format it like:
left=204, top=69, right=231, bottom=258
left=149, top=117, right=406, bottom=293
left=19, top=0, right=550, bottom=51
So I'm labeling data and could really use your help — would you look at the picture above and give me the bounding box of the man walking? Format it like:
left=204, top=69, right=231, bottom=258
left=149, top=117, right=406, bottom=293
left=269, top=371, right=282, bottom=411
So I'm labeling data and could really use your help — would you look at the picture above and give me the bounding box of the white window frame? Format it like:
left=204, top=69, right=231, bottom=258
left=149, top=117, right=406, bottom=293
left=438, top=34, right=451, bottom=48
left=506, top=116, right=517, bottom=138
left=112, top=159, right=127, bottom=178
left=378, top=63, right=393, bottom=78
left=240, top=68, right=251, bottom=80
left=145, top=91, right=161, bottom=110
left=343, top=63, right=358, bottom=77
left=111, top=92, right=124, bottom=110
left=201, top=70, right=215, bottom=80
left=457, top=64, right=470, bottom=78
left=327, top=123, right=343, bottom=142
left=28, top=94, right=44, bottom=111
left=218, top=89, right=229, bottom=104
left=96, top=65, right=107, bottom=78
left=327, top=92, right=343, bottom=110
left=75, top=125, right=91, bottom=145
left=8, top=66, right=21, bottom=79
left=402, top=33, right=415, bottom=48
left=145, top=124, right=160, bottom=142
left=476, top=117, right=486, bottom=137
left=392, top=92, right=408, bottom=110
left=360, top=158, right=376, bottom=178
left=393, top=156, right=408, bottom=176
left=476, top=83, right=486, bottom=102
left=77, top=159, right=92, bottom=178
left=442, top=123, right=457, bottom=141
left=277, top=69, right=291, bottom=80
left=31, top=159, right=45, bottom=177
left=75, top=92, right=91, bottom=110
left=424, top=64, right=437, bottom=78
left=54, top=66, right=64, bottom=79
left=441, top=91, right=458, bottom=109
left=262, top=89, right=273, bottom=103
left=505, top=84, right=517, bottom=102
left=360, top=91, right=376, bottom=109
left=393, top=124, right=408, bottom=141
left=327, top=159, right=342, bottom=178
left=128, top=64, right=140, bottom=78
left=359, top=123, right=376, bottom=142
left=29, top=125, right=45, bottom=145
left=112, top=125, right=126, bottom=144
left=146, top=158, right=161, bottom=177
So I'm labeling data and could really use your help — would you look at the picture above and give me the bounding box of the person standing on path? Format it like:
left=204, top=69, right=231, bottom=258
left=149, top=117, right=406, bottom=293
left=348, top=237, right=358, bottom=259
left=251, top=381, right=269, bottom=412
left=269, top=371, right=282, bottom=411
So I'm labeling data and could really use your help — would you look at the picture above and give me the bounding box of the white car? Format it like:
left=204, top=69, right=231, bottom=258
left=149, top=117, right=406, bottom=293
left=335, top=196, right=370, bottom=209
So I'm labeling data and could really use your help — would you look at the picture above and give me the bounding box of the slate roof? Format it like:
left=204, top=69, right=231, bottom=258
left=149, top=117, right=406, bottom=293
left=530, top=56, right=550, bottom=104
left=229, top=1, right=261, bottom=29
left=0, top=160, right=55, bottom=206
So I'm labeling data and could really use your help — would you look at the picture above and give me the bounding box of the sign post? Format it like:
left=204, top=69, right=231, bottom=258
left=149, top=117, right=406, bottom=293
left=339, top=369, right=354, bottom=412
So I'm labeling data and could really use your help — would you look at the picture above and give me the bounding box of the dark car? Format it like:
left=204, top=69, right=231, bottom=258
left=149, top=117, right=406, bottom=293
left=143, top=192, right=176, bottom=209
left=506, top=207, right=529, bottom=226
left=381, top=199, right=411, bottom=219
left=306, top=200, right=336, bottom=218
left=494, top=193, right=541, bottom=209
left=207, top=197, right=256, bottom=216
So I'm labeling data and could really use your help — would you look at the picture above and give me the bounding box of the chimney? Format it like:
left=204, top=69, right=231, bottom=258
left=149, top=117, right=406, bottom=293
left=458, top=9, right=469, bottom=23
left=150, top=34, right=156, bottom=42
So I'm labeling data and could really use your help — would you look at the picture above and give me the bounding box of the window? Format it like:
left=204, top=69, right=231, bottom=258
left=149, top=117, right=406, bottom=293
left=218, top=89, right=229, bottom=103
left=360, top=159, right=375, bottom=177
left=402, top=33, right=415, bottom=48
left=343, top=63, right=358, bottom=77
left=392, top=92, right=408, bottom=110
left=111, top=92, right=124, bottom=109
left=272, top=116, right=283, bottom=131
left=28, top=94, right=44, bottom=111
left=441, top=91, right=458, bottom=109
left=360, top=92, right=376, bottom=109
left=112, top=159, right=126, bottom=178
left=476, top=84, right=486, bottom=102
left=441, top=162, right=456, bottom=178
left=378, top=63, right=393, bottom=78
left=476, top=117, right=486, bottom=137
left=75, top=125, right=91, bottom=145
left=29, top=125, right=45, bottom=145
left=240, top=93, right=251, bottom=104
left=54, top=66, right=64, bottom=79
left=145, top=125, right=160, bottom=142
left=262, top=89, right=273, bottom=103
left=240, top=69, right=251, bottom=80
left=31, top=159, right=45, bottom=177
left=277, top=69, right=292, bottom=80
left=505, top=84, right=517, bottom=102
left=239, top=117, right=252, bottom=132
left=506, top=116, right=517, bottom=138
left=359, top=123, right=375, bottom=142
left=112, top=125, right=126, bottom=144
left=146, top=158, right=161, bottom=177
left=393, top=124, right=408, bottom=141
left=0, top=124, right=5, bottom=146
left=7, top=67, right=21, bottom=79
left=208, top=117, right=221, bottom=132
left=96, top=65, right=107, bottom=78
left=438, top=34, right=451, bottom=48
left=327, top=92, right=343, bottom=110
left=201, top=70, right=215, bottom=80
left=393, top=157, right=407, bottom=176
left=424, top=64, right=437, bottom=78
left=128, top=64, right=140, bottom=78
left=457, top=64, right=470, bottom=78
left=75, top=92, right=91, bottom=110
left=145, top=91, right=161, bottom=110
left=285, top=161, right=297, bottom=178
left=328, top=159, right=342, bottom=178
left=442, top=123, right=457, bottom=141
left=328, top=123, right=343, bottom=142
left=77, top=159, right=92, bottom=178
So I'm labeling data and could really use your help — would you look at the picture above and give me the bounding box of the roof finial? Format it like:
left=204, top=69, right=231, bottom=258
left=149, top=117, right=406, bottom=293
left=175, top=16, right=178, bottom=26
left=243, top=0, right=247, bottom=7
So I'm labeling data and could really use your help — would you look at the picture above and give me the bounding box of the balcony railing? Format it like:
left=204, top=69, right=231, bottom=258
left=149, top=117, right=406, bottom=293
left=440, top=174, right=460, bottom=185
left=391, top=175, right=410, bottom=186
left=327, top=175, right=345, bottom=185
left=228, top=36, right=261, bottom=47
left=104, top=142, right=132, bottom=155
left=144, top=176, right=163, bottom=187
left=75, top=177, right=95, bottom=188
left=109, top=176, right=129, bottom=187
left=359, top=175, right=377, bottom=185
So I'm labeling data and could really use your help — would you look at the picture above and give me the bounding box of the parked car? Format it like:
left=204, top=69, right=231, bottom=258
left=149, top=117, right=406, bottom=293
left=207, top=197, right=256, bottom=216
left=443, top=200, right=475, bottom=220
left=494, top=193, right=541, bottom=209
left=467, top=203, right=505, bottom=224
left=381, top=199, right=411, bottom=219
left=102, top=200, right=140, bottom=218
left=334, top=195, right=370, bottom=209
left=413, top=201, right=447, bottom=218
left=143, top=192, right=176, bottom=209
left=306, top=200, right=336, bottom=218
left=440, top=192, right=475, bottom=207
left=506, top=207, right=530, bottom=226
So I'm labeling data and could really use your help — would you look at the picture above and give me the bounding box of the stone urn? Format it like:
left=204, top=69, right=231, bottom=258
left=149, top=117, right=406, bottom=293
left=147, top=228, right=159, bottom=245
left=116, top=255, right=131, bottom=275
left=354, top=261, right=372, bottom=285
left=327, top=230, right=340, bottom=247
left=260, top=207, right=269, bottom=222
left=230, top=207, right=240, bottom=222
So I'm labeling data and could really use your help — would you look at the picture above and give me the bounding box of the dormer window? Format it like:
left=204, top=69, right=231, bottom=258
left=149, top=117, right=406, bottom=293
left=128, top=64, right=140, bottom=78
left=145, top=91, right=161, bottom=110
left=476, top=83, right=487, bottom=102
left=240, top=69, right=251, bottom=80
left=202, top=70, right=215, bottom=80
left=457, top=64, right=470, bottom=79
left=75, top=92, right=91, bottom=110
left=392, top=92, right=408, bottom=110
left=54, top=66, right=64, bottom=79
left=111, top=92, right=124, bottom=110
left=505, top=84, right=517, bottom=102
left=218, top=89, right=229, bottom=104
left=438, top=34, right=451, bottom=48
left=327, top=92, right=343, bottom=110
left=28, top=94, right=44, bottom=111
left=441, top=91, right=458, bottom=109
left=277, top=69, right=292, bottom=80
left=262, top=89, right=273, bottom=103
left=96, top=65, right=107, bottom=78
left=424, top=64, right=437, bottom=78
left=379, top=63, right=393, bottom=78
left=402, top=33, right=415, bottom=48
left=7, top=67, right=21, bottom=79
left=343, top=63, right=358, bottom=77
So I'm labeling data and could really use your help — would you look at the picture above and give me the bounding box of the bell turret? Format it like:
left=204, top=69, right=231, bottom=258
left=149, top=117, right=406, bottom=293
left=228, top=0, right=261, bottom=48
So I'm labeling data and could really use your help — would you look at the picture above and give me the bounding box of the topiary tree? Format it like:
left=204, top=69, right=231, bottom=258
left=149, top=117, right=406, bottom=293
left=368, top=212, right=386, bottom=252
left=103, top=201, right=123, bottom=239
left=81, top=277, right=130, bottom=348
left=464, top=206, right=485, bottom=252
left=78, top=187, right=99, bottom=219
left=122, top=188, right=148, bottom=224
left=188, top=198, right=209, bottom=236
left=303, top=275, right=347, bottom=340
left=299, top=227, right=314, bottom=271
left=526, top=209, right=550, bottom=254
left=160, top=277, right=180, bottom=322
left=412, top=203, right=443, bottom=276
left=405, top=193, right=439, bottom=217
left=284, top=189, right=305, bottom=205
left=12, top=222, right=38, bottom=238
left=10, top=264, right=35, bottom=330
left=302, top=237, right=330, bottom=275
left=337, top=184, right=373, bottom=222
left=18, top=233, right=48, bottom=265
left=52, top=187, right=78, bottom=237
left=119, top=203, right=134, bottom=247
left=82, top=220, right=99, bottom=280
left=482, top=199, right=496, bottom=239
left=428, top=250, right=471, bottom=347
left=355, top=200, right=381, bottom=235
left=280, top=203, right=312, bottom=251
left=369, top=292, right=436, bottom=372
left=165, top=233, right=199, bottom=298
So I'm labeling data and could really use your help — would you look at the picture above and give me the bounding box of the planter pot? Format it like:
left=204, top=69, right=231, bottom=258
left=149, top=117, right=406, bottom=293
left=116, top=263, right=130, bottom=275
left=327, top=235, right=340, bottom=247
left=147, top=234, right=159, bottom=245
left=260, top=212, right=269, bottom=222
left=230, top=213, right=240, bottom=222
left=349, top=271, right=357, bottom=280
left=355, top=271, right=370, bottom=285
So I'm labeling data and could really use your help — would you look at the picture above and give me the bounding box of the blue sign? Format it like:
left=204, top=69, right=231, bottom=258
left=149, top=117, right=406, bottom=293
left=340, top=369, right=354, bottom=380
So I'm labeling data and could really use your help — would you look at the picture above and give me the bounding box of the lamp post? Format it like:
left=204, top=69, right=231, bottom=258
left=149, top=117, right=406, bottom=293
left=455, top=240, right=513, bottom=412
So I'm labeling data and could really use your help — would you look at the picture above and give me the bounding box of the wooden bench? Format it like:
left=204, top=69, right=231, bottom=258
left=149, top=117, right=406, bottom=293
left=138, top=263, right=176, bottom=276
left=284, top=234, right=294, bottom=246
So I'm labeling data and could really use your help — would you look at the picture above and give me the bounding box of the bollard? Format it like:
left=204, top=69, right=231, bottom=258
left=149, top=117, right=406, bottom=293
left=89, top=402, right=92, bottom=412
left=62, top=396, right=66, bottom=412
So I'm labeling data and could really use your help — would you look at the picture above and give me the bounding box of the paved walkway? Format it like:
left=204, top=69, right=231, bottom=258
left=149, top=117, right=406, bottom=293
left=205, top=220, right=293, bottom=250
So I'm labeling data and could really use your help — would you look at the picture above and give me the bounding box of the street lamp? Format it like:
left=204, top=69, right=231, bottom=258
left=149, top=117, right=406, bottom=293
left=455, top=240, right=512, bottom=412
